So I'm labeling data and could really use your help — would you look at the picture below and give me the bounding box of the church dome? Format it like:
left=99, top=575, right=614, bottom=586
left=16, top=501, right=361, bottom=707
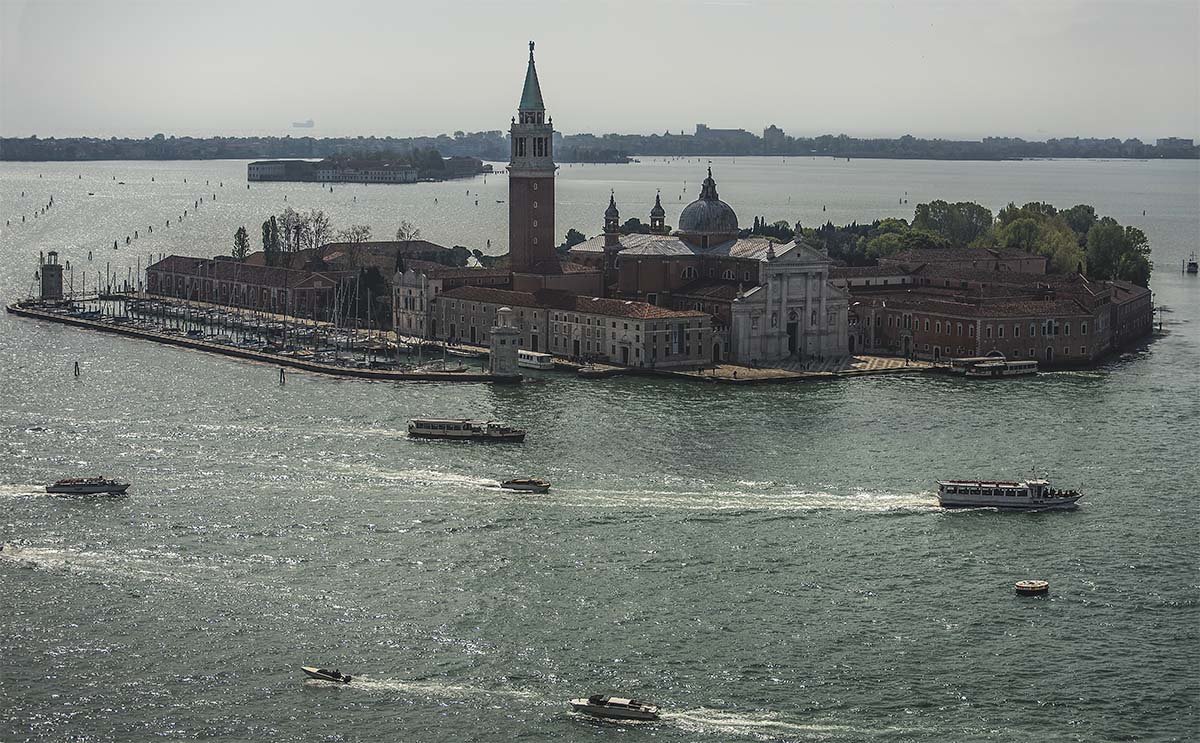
left=677, top=168, right=737, bottom=238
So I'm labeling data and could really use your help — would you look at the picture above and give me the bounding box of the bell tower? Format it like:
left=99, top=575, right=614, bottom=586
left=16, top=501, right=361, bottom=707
left=508, top=41, right=557, bottom=278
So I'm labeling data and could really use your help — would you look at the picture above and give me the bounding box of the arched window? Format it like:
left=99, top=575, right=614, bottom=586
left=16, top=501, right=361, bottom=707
left=811, top=310, right=817, bottom=327
left=722, top=269, right=736, bottom=280
left=681, top=266, right=698, bottom=280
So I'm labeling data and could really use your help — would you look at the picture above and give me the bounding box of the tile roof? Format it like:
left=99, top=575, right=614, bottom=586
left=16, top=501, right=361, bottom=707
left=439, top=286, right=708, bottom=320
left=675, top=279, right=743, bottom=300
left=885, top=247, right=1046, bottom=264
left=857, top=290, right=1094, bottom=319
left=568, top=232, right=777, bottom=260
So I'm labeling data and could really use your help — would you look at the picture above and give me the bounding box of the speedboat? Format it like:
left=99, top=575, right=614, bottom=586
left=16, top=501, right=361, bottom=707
left=500, top=478, right=551, bottom=493
left=570, top=694, right=660, bottom=721
left=301, top=666, right=352, bottom=683
left=45, top=477, right=129, bottom=495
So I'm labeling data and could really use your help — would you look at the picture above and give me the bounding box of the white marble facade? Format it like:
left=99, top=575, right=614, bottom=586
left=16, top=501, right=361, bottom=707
left=729, top=242, right=849, bottom=364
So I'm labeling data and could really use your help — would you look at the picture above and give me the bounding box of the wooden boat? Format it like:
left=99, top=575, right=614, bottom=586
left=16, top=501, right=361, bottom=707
left=570, top=694, right=660, bottom=721
left=500, top=478, right=551, bottom=493
left=301, top=666, right=352, bottom=683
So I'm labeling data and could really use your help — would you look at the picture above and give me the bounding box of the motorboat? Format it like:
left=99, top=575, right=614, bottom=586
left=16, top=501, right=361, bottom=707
left=570, top=694, right=660, bottom=721
left=301, top=666, right=352, bottom=683
left=45, top=477, right=130, bottom=495
left=408, top=418, right=525, bottom=442
left=937, top=478, right=1082, bottom=509
left=500, top=478, right=551, bottom=493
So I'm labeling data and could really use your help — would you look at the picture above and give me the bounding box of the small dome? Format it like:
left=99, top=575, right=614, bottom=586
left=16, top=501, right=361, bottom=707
left=677, top=168, right=737, bottom=238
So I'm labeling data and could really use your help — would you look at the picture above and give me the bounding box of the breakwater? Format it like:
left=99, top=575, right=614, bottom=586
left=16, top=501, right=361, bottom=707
left=6, top=301, right=517, bottom=384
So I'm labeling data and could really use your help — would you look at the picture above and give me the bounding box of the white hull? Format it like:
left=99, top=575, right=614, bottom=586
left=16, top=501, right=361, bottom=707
left=570, top=703, right=658, bottom=721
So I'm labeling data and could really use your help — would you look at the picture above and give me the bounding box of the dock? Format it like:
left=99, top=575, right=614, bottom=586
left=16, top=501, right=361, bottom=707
left=6, top=301, right=519, bottom=384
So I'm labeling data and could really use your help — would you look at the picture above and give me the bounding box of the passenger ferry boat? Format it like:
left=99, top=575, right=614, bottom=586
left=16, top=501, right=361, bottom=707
left=407, top=418, right=525, bottom=442
left=937, top=478, right=1082, bottom=509
left=570, top=694, right=660, bottom=721
left=45, top=476, right=129, bottom=495
left=964, top=359, right=1038, bottom=378
left=517, top=349, right=554, bottom=370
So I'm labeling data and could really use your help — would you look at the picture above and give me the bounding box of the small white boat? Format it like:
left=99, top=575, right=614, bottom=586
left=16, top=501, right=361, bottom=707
left=301, top=666, right=352, bottom=683
left=45, top=477, right=129, bottom=495
left=570, top=694, right=660, bottom=721
left=500, top=478, right=551, bottom=493
left=517, top=350, right=554, bottom=370
left=408, top=418, right=525, bottom=442
left=937, top=478, right=1082, bottom=510
left=964, top=359, right=1038, bottom=378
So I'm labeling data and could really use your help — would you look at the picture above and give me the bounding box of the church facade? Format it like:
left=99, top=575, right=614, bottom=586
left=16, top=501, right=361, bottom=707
left=569, top=170, right=848, bottom=363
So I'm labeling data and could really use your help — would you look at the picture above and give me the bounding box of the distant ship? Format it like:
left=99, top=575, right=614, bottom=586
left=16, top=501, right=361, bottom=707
left=291, top=119, right=314, bottom=129
left=1187, top=251, right=1198, bottom=275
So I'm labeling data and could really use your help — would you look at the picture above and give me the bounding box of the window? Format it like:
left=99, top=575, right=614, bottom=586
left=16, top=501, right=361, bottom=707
left=956, top=323, right=962, bottom=336
left=811, top=310, right=817, bottom=327
left=1065, top=322, right=1071, bottom=336
left=532, top=201, right=538, bottom=209
left=936, top=321, right=941, bottom=334
left=722, top=269, right=735, bottom=280
left=969, top=325, right=976, bottom=338
left=924, top=319, right=930, bottom=331
left=1029, top=323, right=1036, bottom=337
left=1081, top=346, right=1087, bottom=355
left=985, top=326, right=992, bottom=339
left=681, top=266, right=698, bottom=280
left=1014, top=324, right=1020, bottom=338
left=998, top=325, right=1004, bottom=338
left=531, top=182, right=538, bottom=191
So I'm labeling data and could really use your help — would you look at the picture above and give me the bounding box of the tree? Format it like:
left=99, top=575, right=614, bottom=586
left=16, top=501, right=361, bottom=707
left=309, top=209, right=333, bottom=248
left=1061, top=204, right=1097, bottom=241
left=395, top=220, right=421, bottom=241
left=1086, top=219, right=1152, bottom=286
left=912, top=200, right=993, bottom=245
left=265, top=216, right=281, bottom=266
left=337, top=224, right=372, bottom=243
left=233, top=226, right=249, bottom=261
left=620, top=217, right=650, bottom=235
left=557, top=228, right=587, bottom=254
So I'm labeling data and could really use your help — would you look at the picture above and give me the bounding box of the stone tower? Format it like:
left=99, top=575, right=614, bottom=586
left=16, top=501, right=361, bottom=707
left=489, top=307, right=521, bottom=378
left=40, top=251, right=63, bottom=301
left=508, top=41, right=556, bottom=279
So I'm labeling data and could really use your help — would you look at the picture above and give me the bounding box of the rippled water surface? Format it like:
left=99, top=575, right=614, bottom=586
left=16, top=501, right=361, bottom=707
left=1, top=158, right=1198, bottom=741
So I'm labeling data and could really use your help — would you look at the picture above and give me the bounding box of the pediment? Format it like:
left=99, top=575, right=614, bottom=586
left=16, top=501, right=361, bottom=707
left=772, top=241, right=833, bottom=266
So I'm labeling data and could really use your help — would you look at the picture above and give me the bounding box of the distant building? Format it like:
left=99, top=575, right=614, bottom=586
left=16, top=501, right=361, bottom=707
left=247, top=160, right=317, bottom=181
left=879, top=247, right=1048, bottom=275
left=146, top=256, right=344, bottom=319
left=569, top=170, right=849, bottom=363
left=315, top=161, right=417, bottom=183
left=1155, top=137, right=1194, bottom=149
left=431, top=285, right=712, bottom=368
left=839, top=265, right=1153, bottom=365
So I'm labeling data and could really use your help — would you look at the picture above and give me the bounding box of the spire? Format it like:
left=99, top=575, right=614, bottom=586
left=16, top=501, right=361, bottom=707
left=605, top=190, right=620, bottom=219
left=650, top=190, right=665, bottom=217
left=519, top=41, right=545, bottom=112
left=699, top=167, right=719, bottom=200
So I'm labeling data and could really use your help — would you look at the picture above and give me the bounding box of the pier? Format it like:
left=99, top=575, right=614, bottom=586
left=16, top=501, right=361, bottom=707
left=5, top=299, right=517, bottom=384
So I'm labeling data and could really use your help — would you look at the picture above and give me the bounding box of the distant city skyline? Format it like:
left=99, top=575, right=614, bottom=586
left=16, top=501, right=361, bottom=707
left=1, top=0, right=1197, bottom=141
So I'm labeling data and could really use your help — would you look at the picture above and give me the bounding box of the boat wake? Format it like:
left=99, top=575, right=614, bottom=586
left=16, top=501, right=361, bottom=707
left=552, top=487, right=939, bottom=514
left=343, top=676, right=541, bottom=700
left=0, top=544, right=213, bottom=586
left=664, top=708, right=913, bottom=740
left=0, top=483, right=46, bottom=499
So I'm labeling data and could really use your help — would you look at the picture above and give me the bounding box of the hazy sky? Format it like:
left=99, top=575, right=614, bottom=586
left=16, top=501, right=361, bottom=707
left=1, top=0, right=1197, bottom=141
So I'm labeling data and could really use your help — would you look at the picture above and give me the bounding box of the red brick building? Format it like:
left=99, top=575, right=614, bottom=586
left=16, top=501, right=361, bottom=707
left=146, top=256, right=345, bottom=319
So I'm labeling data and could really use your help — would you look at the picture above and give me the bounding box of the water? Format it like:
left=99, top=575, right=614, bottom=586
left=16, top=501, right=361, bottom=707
left=1, top=158, right=1198, bottom=741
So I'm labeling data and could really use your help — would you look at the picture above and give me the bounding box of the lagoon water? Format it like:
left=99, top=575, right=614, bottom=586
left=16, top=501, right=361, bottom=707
left=1, top=157, right=1198, bottom=741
